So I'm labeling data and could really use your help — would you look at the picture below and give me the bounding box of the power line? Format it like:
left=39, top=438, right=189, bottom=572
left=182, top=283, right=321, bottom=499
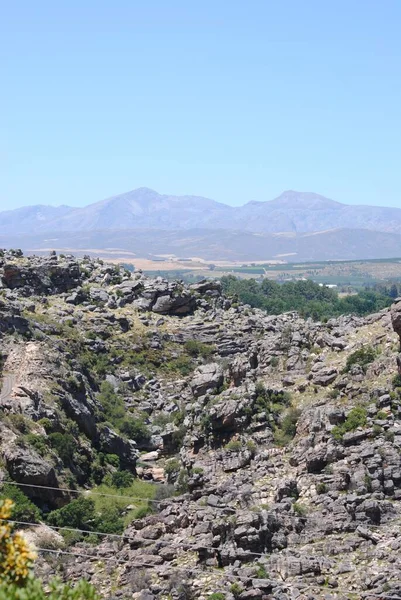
left=30, top=548, right=401, bottom=599
left=3, top=515, right=401, bottom=591
left=0, top=518, right=278, bottom=559
left=1, top=480, right=169, bottom=505
left=1, top=480, right=396, bottom=532
left=2, top=512, right=398, bottom=597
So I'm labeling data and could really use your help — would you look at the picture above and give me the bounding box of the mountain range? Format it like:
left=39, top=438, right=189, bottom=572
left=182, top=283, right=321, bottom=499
left=1, top=188, right=401, bottom=261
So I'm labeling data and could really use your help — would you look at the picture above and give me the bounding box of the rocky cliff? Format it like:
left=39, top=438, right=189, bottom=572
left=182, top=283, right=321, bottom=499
left=1, top=249, right=401, bottom=599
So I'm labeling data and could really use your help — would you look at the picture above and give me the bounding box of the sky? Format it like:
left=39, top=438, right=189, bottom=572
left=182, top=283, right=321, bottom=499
left=1, top=1, right=401, bottom=210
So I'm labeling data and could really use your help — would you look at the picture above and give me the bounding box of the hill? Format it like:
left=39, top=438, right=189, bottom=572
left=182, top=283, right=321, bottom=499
left=1, top=250, right=401, bottom=598
left=1, top=188, right=401, bottom=236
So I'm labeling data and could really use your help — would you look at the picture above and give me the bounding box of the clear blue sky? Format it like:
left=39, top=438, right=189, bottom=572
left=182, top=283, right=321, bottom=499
left=1, top=1, right=401, bottom=210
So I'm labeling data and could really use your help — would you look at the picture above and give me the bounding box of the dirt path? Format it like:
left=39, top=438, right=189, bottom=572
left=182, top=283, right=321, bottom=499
left=0, top=374, right=16, bottom=403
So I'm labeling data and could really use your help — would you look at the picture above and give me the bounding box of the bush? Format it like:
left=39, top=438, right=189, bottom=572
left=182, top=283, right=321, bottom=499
left=154, top=484, right=175, bottom=504
left=281, top=407, right=301, bottom=438
left=164, top=458, right=180, bottom=478
left=184, top=340, right=214, bottom=358
left=332, top=406, right=367, bottom=441
left=254, top=563, right=269, bottom=579
left=0, top=484, right=41, bottom=523
left=0, top=578, right=99, bottom=600
left=293, top=502, right=307, bottom=516
left=225, top=439, right=242, bottom=452
left=111, top=470, right=134, bottom=489
left=132, top=504, right=152, bottom=520
left=48, top=432, right=76, bottom=464
left=343, top=346, right=376, bottom=373
left=316, top=482, right=328, bottom=495
left=0, top=499, right=99, bottom=598
left=119, top=417, right=150, bottom=445
left=274, top=406, right=301, bottom=447
left=7, top=414, right=31, bottom=434
left=24, top=434, right=48, bottom=457
left=47, top=495, right=125, bottom=538
left=392, top=374, right=401, bottom=388
left=47, top=497, right=96, bottom=531
left=230, top=583, right=243, bottom=599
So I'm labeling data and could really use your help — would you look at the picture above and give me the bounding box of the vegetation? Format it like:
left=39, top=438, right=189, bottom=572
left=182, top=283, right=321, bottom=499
left=97, top=382, right=150, bottom=445
left=0, top=485, right=41, bottom=523
left=343, top=346, right=376, bottom=373
left=332, top=407, right=368, bottom=441
left=46, top=476, right=157, bottom=541
left=221, top=276, right=393, bottom=320
left=293, top=502, right=308, bottom=516
left=274, top=407, right=301, bottom=446
left=184, top=339, right=215, bottom=358
left=0, top=499, right=98, bottom=598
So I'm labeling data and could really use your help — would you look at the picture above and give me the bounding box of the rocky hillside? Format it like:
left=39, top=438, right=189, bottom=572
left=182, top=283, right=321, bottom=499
left=1, top=250, right=401, bottom=599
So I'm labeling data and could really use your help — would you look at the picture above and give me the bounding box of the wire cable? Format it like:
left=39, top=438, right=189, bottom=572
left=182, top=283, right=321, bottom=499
left=31, top=548, right=401, bottom=599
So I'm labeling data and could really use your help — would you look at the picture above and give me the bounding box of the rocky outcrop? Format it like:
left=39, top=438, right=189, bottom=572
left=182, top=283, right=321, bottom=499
left=2, top=251, right=401, bottom=599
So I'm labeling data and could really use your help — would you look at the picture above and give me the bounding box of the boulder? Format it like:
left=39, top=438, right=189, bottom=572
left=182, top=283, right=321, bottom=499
left=191, top=363, right=224, bottom=397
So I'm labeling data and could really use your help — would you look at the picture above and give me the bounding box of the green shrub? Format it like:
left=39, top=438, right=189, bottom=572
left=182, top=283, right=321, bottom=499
left=184, top=340, right=214, bottom=358
left=154, top=484, right=175, bottom=504
left=230, top=583, right=243, bottom=599
left=0, top=484, right=41, bottom=523
left=281, top=407, right=301, bottom=438
left=47, top=497, right=96, bottom=531
left=332, top=406, right=368, bottom=441
left=293, top=502, right=307, bottom=516
left=163, top=354, right=194, bottom=376
left=246, top=440, right=257, bottom=455
left=376, top=410, right=388, bottom=420
left=47, top=495, right=124, bottom=538
left=343, top=346, right=376, bottom=373
left=392, top=374, right=401, bottom=388
left=316, top=482, right=328, bottom=495
left=119, top=417, right=150, bottom=445
left=37, top=418, right=53, bottom=433
left=385, top=430, right=395, bottom=442
left=7, top=414, right=32, bottom=434
left=0, top=575, right=99, bottom=599
left=372, top=424, right=383, bottom=437
left=225, top=439, right=242, bottom=452
left=176, top=469, right=189, bottom=494
left=48, top=432, right=76, bottom=464
left=364, top=474, right=373, bottom=492
left=111, top=470, right=134, bottom=489
left=132, top=504, right=152, bottom=520
left=273, top=406, right=301, bottom=446
left=164, top=458, right=180, bottom=477
left=97, top=382, right=125, bottom=424
left=254, top=563, right=269, bottom=579
left=208, top=594, right=225, bottom=600
left=105, top=453, right=120, bottom=468
left=24, top=434, right=49, bottom=457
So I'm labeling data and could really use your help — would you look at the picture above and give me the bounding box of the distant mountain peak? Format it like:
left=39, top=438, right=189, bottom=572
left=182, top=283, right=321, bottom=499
left=271, top=190, right=342, bottom=209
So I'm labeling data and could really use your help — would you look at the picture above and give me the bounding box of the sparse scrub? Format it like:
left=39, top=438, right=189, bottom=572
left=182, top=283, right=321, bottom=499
left=343, top=346, right=376, bottom=373
left=332, top=406, right=368, bottom=441
left=184, top=339, right=214, bottom=358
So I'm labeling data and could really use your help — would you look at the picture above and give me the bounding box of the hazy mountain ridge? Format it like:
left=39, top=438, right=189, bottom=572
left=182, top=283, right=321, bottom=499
left=1, top=188, right=401, bottom=235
